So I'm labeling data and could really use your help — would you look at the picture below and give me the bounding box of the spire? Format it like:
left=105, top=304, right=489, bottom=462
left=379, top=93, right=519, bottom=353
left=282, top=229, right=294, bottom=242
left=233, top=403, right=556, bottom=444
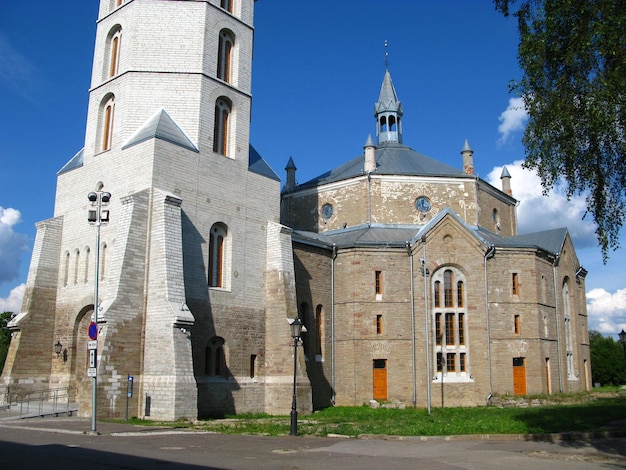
left=500, top=165, right=512, bottom=196
left=285, top=156, right=297, bottom=191
left=374, top=70, right=403, bottom=144
left=364, top=134, right=376, bottom=173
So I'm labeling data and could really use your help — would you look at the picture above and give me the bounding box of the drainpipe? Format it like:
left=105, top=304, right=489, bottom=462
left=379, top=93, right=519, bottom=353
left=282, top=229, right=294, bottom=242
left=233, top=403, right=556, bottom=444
left=406, top=242, right=416, bottom=406
left=552, top=258, right=563, bottom=392
left=483, top=245, right=495, bottom=400
left=331, top=243, right=337, bottom=404
left=422, top=238, right=431, bottom=415
left=367, top=173, right=372, bottom=227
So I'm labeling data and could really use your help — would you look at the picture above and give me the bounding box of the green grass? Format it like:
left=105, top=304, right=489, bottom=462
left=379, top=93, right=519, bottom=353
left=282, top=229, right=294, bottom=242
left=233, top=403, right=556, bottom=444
left=112, top=389, right=626, bottom=438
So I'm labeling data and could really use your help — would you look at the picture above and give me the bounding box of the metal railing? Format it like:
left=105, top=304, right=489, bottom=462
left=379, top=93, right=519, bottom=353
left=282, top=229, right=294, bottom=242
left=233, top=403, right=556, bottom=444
left=1, top=386, right=77, bottom=419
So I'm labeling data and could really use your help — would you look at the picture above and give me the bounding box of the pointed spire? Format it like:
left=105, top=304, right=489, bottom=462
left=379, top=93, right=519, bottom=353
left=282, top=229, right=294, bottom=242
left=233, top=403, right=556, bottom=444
left=374, top=70, right=403, bottom=144
left=500, top=165, right=512, bottom=196
left=364, top=134, right=376, bottom=173
left=285, top=156, right=297, bottom=191
left=461, top=139, right=474, bottom=175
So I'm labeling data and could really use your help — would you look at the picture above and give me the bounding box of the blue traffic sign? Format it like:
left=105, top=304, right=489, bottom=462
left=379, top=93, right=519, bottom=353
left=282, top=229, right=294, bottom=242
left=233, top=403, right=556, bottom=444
left=88, top=322, right=98, bottom=340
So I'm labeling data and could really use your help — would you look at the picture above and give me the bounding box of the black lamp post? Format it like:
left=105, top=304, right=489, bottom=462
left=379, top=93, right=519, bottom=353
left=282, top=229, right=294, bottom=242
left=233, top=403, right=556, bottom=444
left=289, top=317, right=303, bottom=436
left=619, top=328, right=626, bottom=361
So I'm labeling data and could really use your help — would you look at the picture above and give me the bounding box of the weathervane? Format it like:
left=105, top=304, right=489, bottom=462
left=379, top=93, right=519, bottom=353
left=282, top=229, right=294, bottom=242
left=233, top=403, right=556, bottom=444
left=384, top=40, right=389, bottom=70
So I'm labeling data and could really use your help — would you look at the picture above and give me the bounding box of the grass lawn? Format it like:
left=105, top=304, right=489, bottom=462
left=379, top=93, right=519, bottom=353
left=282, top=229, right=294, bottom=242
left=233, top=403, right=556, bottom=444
left=122, top=389, right=626, bottom=438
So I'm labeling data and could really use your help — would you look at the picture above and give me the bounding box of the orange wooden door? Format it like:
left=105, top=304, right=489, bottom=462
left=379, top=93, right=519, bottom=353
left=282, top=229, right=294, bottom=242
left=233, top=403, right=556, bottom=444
left=513, top=357, right=526, bottom=396
left=373, top=359, right=387, bottom=401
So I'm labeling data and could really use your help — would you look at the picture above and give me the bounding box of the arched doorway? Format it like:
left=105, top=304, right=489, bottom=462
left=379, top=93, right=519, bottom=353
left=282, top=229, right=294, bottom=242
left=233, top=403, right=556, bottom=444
left=71, top=306, right=95, bottom=416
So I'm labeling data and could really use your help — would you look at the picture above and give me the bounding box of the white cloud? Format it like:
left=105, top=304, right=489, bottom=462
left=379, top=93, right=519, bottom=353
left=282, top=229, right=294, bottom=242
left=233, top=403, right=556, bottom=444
left=497, top=97, right=528, bottom=144
left=486, top=161, right=597, bottom=248
left=586, top=287, right=626, bottom=335
left=0, top=283, right=25, bottom=314
left=0, top=206, right=29, bottom=284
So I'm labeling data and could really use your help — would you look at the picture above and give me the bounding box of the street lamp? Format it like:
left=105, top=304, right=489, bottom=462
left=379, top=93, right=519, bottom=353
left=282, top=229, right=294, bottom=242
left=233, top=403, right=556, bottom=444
left=618, top=328, right=626, bottom=361
left=289, top=317, right=303, bottom=436
left=87, top=189, right=111, bottom=434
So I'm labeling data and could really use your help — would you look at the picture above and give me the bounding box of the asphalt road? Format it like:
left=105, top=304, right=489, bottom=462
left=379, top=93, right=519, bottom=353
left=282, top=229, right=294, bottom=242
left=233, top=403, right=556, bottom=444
left=0, top=418, right=624, bottom=469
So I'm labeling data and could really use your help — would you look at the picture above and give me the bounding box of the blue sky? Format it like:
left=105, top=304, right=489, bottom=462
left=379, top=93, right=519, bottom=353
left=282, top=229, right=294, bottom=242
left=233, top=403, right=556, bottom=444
left=0, top=1, right=624, bottom=336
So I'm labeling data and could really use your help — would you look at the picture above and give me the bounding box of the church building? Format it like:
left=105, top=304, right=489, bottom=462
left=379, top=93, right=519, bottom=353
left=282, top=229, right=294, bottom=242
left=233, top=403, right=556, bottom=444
left=1, top=0, right=591, bottom=420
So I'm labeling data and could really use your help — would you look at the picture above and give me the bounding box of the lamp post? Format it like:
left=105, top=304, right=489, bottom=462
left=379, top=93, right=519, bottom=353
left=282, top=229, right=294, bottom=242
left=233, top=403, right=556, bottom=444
left=289, top=317, right=303, bottom=436
left=619, top=328, right=626, bottom=361
left=87, top=190, right=111, bottom=434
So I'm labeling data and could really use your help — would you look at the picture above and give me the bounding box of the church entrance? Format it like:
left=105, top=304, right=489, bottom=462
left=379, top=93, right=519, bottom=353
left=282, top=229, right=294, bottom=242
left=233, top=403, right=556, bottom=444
left=373, top=359, right=387, bottom=401
left=71, top=306, right=95, bottom=416
left=513, top=357, right=526, bottom=396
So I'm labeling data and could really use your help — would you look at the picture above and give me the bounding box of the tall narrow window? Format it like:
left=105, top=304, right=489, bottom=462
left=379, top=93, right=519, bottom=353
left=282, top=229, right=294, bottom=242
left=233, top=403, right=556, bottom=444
left=74, top=249, right=80, bottom=285
left=445, top=312, right=454, bottom=345
left=458, top=313, right=465, bottom=345
left=512, top=272, right=519, bottom=295
left=102, top=96, right=115, bottom=151
left=63, top=251, right=70, bottom=287
left=249, top=354, right=256, bottom=378
left=84, top=247, right=90, bottom=283
left=376, top=314, right=383, bottom=335
left=446, top=353, right=456, bottom=372
left=108, top=29, right=122, bottom=78
left=208, top=223, right=227, bottom=287
left=217, top=30, right=234, bottom=83
left=444, top=270, right=453, bottom=307
left=315, top=304, right=323, bottom=356
left=213, top=98, right=231, bottom=156
left=205, top=336, right=226, bottom=376
left=435, top=312, right=442, bottom=345
left=220, top=0, right=233, bottom=12
left=514, top=314, right=520, bottom=335
left=459, top=353, right=466, bottom=372
left=100, top=242, right=107, bottom=281
left=457, top=281, right=464, bottom=307
left=434, top=281, right=441, bottom=308
left=375, top=270, right=382, bottom=296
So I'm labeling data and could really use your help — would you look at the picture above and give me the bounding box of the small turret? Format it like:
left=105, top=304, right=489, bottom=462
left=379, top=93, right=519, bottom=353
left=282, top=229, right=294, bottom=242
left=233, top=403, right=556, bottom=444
left=285, top=157, right=297, bottom=191
left=364, top=134, right=376, bottom=173
left=500, top=166, right=512, bottom=196
left=461, top=139, right=474, bottom=175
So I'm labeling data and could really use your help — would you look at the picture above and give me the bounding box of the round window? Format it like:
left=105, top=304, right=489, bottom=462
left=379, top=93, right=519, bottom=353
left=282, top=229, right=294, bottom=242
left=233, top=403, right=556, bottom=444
left=415, top=196, right=431, bottom=213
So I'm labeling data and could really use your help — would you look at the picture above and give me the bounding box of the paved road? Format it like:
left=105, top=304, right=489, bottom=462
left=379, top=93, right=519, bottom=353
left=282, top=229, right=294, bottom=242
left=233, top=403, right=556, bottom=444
left=0, top=418, right=624, bottom=469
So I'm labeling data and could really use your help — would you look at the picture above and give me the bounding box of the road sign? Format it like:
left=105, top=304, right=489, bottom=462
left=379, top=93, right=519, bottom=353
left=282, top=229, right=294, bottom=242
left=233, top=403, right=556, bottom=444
left=89, top=349, right=97, bottom=368
left=88, top=322, right=98, bottom=340
left=88, top=340, right=97, bottom=350
left=87, top=367, right=97, bottom=377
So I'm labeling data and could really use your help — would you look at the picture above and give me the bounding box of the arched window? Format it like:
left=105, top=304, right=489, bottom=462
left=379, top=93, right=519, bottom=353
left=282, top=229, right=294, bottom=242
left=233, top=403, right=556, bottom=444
left=213, top=97, right=231, bottom=156
left=315, top=304, right=323, bottom=356
left=208, top=223, right=227, bottom=288
left=101, top=95, right=115, bottom=151
left=444, top=270, right=453, bottom=307
left=432, top=267, right=469, bottom=381
left=74, top=249, right=80, bottom=285
left=100, top=242, right=107, bottom=281
left=108, top=28, right=122, bottom=78
left=205, top=337, right=226, bottom=376
left=217, top=29, right=234, bottom=83
left=563, top=279, right=576, bottom=379
left=63, top=251, right=70, bottom=287
left=84, top=246, right=90, bottom=283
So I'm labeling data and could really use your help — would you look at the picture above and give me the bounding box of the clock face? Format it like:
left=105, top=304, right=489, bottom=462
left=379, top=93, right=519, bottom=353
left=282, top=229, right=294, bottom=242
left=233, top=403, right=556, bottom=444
left=415, top=196, right=431, bottom=213
left=321, top=203, right=333, bottom=219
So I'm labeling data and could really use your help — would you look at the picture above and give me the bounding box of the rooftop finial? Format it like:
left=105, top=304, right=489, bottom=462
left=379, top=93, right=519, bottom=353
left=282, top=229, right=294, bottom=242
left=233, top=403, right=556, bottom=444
left=384, top=40, right=389, bottom=70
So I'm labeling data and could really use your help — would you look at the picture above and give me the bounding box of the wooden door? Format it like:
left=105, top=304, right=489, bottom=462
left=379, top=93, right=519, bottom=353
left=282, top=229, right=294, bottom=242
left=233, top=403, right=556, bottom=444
left=373, top=359, right=387, bottom=401
left=513, top=357, right=526, bottom=396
